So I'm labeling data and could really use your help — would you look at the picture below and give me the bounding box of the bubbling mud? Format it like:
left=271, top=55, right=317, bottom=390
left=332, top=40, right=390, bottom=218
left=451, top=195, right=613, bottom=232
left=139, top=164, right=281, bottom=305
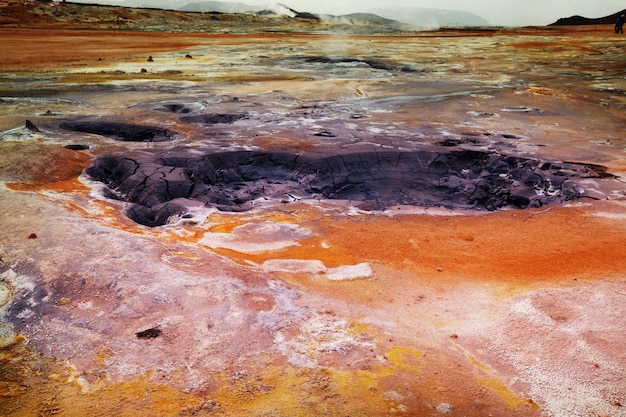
left=85, top=148, right=617, bottom=227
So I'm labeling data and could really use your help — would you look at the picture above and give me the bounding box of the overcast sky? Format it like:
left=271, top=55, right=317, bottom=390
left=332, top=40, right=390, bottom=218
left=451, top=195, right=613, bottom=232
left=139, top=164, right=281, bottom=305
left=94, top=1, right=626, bottom=26
left=261, top=0, right=625, bottom=26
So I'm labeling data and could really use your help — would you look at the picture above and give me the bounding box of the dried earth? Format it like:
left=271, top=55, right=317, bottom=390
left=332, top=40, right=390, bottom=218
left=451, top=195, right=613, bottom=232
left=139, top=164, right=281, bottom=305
left=1, top=13, right=626, bottom=417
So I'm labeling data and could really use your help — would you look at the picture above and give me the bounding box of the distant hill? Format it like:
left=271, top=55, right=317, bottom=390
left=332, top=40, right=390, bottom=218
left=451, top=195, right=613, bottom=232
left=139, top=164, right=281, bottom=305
left=321, top=13, right=403, bottom=28
left=118, top=1, right=487, bottom=28
left=176, top=2, right=401, bottom=26
left=125, top=0, right=292, bottom=15
left=178, top=1, right=262, bottom=13
left=367, top=6, right=489, bottom=28
left=122, top=0, right=192, bottom=10
left=549, top=9, right=626, bottom=26
left=0, top=1, right=411, bottom=33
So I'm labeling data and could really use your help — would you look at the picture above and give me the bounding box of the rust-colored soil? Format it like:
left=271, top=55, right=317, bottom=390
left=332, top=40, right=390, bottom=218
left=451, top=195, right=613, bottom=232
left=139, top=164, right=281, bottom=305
left=0, top=28, right=219, bottom=71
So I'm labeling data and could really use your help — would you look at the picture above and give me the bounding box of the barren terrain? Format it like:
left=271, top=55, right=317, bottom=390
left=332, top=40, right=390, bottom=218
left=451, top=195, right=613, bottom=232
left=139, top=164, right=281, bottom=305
left=1, top=4, right=626, bottom=417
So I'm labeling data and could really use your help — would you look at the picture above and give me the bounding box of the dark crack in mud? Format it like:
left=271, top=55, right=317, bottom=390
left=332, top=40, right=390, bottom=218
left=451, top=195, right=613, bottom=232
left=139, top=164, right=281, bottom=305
left=85, top=149, right=617, bottom=227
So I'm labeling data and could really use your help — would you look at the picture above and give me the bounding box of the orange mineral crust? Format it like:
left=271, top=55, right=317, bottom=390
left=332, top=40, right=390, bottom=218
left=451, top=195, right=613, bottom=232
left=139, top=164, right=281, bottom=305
left=1, top=9, right=626, bottom=417
left=315, top=205, right=626, bottom=284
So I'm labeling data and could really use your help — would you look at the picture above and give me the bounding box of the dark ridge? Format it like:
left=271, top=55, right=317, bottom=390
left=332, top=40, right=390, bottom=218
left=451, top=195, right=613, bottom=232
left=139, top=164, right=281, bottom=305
left=85, top=149, right=616, bottom=227
left=60, top=121, right=176, bottom=142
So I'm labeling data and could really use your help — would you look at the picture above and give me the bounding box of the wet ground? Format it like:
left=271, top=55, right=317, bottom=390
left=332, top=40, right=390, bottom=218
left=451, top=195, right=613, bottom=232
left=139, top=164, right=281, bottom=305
left=1, top=26, right=626, bottom=416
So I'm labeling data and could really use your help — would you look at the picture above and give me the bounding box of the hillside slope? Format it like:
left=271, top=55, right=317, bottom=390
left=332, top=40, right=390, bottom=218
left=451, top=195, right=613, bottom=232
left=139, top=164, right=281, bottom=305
left=550, top=9, right=626, bottom=25
left=0, top=1, right=401, bottom=33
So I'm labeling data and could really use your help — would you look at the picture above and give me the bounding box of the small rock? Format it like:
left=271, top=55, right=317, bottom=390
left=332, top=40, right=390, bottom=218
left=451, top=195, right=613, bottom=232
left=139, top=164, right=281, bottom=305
left=185, top=54, right=193, bottom=59
left=147, top=56, right=153, bottom=62
left=140, top=68, right=147, bottom=73
left=436, top=403, right=452, bottom=414
left=28, top=233, right=38, bottom=239
left=25, top=120, right=40, bottom=132
left=136, top=327, right=161, bottom=339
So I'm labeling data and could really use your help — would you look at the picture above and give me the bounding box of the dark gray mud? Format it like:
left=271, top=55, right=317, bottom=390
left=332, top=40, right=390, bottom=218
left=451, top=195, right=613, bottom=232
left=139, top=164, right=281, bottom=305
left=179, top=113, right=247, bottom=125
left=298, top=56, right=421, bottom=73
left=60, top=121, right=177, bottom=142
left=86, top=148, right=615, bottom=227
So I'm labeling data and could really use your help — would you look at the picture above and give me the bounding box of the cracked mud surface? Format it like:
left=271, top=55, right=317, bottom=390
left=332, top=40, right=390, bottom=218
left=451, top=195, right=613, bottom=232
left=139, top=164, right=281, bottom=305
left=1, top=25, right=626, bottom=417
left=86, top=149, right=617, bottom=226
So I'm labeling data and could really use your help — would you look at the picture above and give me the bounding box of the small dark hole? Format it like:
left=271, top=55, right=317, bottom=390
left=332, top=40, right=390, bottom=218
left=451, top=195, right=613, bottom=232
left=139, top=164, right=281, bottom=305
left=64, top=144, right=90, bottom=151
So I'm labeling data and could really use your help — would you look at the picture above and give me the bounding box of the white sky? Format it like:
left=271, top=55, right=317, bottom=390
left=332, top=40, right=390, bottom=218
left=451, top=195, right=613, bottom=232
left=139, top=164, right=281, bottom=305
left=83, top=1, right=626, bottom=26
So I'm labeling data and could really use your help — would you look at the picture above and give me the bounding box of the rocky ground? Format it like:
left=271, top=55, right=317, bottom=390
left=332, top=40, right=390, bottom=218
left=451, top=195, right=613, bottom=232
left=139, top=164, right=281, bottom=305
left=1, top=3, right=626, bottom=417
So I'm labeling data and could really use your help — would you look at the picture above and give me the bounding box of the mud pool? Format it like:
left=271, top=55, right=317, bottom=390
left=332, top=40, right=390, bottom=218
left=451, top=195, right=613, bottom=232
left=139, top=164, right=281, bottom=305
left=85, top=148, right=618, bottom=227
left=1, top=27, right=626, bottom=417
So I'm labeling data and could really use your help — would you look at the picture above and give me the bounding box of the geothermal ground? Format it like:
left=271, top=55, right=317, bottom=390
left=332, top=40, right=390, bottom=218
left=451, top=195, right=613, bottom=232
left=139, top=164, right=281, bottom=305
left=1, top=21, right=626, bottom=417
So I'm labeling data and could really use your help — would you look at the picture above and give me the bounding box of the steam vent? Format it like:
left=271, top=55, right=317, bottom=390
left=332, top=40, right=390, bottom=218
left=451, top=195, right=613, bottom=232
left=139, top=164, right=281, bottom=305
left=1, top=3, right=626, bottom=416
